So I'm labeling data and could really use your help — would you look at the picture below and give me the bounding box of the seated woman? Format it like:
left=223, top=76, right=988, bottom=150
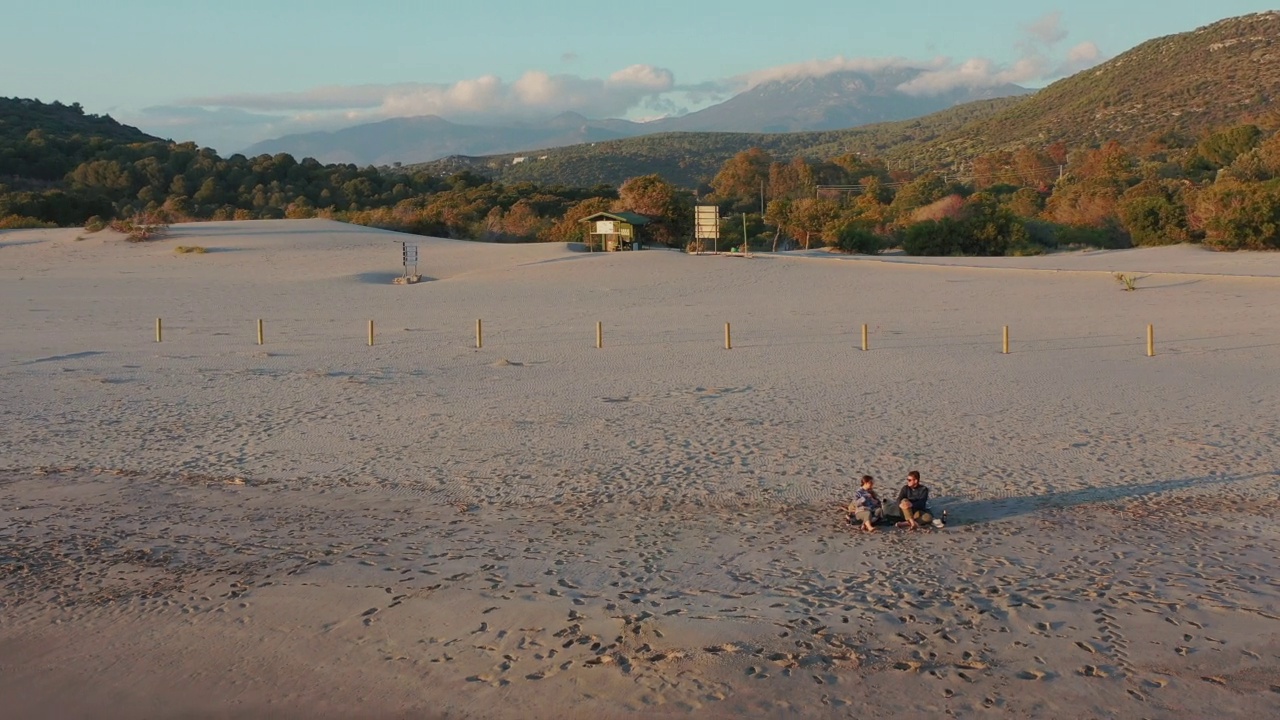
left=847, top=475, right=886, bottom=532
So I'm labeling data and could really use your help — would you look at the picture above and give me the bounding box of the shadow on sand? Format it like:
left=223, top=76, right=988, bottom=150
left=20, top=351, right=107, bottom=365
left=166, top=223, right=402, bottom=238
left=943, top=470, right=1278, bottom=524
left=351, top=271, right=437, bottom=284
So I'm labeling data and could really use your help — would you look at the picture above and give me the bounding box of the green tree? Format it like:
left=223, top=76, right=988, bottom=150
left=1117, top=194, right=1188, bottom=246
left=888, top=173, right=952, bottom=224
left=615, top=174, right=691, bottom=246
left=1196, top=124, right=1263, bottom=168
left=1196, top=180, right=1280, bottom=250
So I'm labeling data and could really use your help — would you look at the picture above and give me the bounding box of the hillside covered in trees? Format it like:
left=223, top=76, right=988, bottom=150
left=3, top=13, right=1280, bottom=254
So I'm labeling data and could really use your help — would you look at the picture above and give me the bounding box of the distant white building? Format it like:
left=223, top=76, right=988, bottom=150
left=512, top=157, right=527, bottom=165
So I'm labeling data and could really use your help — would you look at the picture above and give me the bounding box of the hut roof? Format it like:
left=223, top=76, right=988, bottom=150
left=580, top=211, right=651, bottom=226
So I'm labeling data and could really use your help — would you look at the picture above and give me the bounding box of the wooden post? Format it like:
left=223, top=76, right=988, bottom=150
left=1147, top=324, right=1154, bottom=357
left=257, top=319, right=264, bottom=346
left=155, top=318, right=162, bottom=343
left=1002, top=325, right=1009, bottom=354
left=861, top=324, right=868, bottom=351
left=368, top=320, right=374, bottom=347
left=596, top=321, right=603, bottom=349
left=725, top=322, right=732, bottom=350
left=476, top=319, right=483, bottom=349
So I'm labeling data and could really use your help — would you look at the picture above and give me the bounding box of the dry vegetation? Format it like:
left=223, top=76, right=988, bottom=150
left=110, top=212, right=170, bottom=242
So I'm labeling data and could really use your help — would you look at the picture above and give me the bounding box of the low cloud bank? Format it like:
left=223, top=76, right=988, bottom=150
left=127, top=11, right=1104, bottom=154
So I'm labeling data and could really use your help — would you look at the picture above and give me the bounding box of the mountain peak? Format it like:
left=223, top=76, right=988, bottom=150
left=653, top=67, right=1026, bottom=134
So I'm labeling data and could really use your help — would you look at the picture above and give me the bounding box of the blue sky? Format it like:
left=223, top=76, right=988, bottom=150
left=4, top=1, right=1275, bottom=153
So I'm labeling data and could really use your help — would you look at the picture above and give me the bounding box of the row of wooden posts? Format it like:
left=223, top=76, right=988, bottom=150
left=152, top=318, right=1161, bottom=356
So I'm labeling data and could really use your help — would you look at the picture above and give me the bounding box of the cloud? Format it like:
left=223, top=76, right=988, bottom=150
left=189, top=66, right=673, bottom=123
left=1023, top=11, right=1068, bottom=46
left=144, top=66, right=677, bottom=152
left=637, top=94, right=689, bottom=120
left=656, top=57, right=947, bottom=111
left=897, top=56, right=1048, bottom=95
left=133, top=12, right=1108, bottom=153
left=733, top=56, right=943, bottom=90
left=185, top=85, right=416, bottom=112
left=898, top=11, right=1106, bottom=95
left=119, top=105, right=307, bottom=154
left=135, top=105, right=275, bottom=128
left=700, top=13, right=1103, bottom=101
left=1055, top=41, right=1103, bottom=76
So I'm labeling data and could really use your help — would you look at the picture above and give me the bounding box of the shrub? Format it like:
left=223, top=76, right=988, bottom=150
left=902, top=218, right=965, bottom=255
left=830, top=224, right=884, bottom=254
left=908, top=194, right=965, bottom=223
left=1054, top=223, right=1130, bottom=249
left=0, top=215, right=56, bottom=229
left=1006, top=240, right=1048, bottom=256
left=1023, top=219, right=1061, bottom=249
left=84, top=215, right=106, bottom=233
left=1196, top=180, right=1280, bottom=250
left=111, top=211, right=170, bottom=242
left=174, top=245, right=207, bottom=254
left=1118, top=195, right=1188, bottom=246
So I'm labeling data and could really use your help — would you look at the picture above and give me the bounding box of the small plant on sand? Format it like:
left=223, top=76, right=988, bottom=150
left=1114, top=272, right=1139, bottom=291
left=174, top=245, right=207, bottom=254
left=112, top=211, right=170, bottom=242
left=84, top=216, right=106, bottom=233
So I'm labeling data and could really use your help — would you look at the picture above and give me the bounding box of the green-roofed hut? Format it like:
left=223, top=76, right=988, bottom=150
left=580, top=211, right=650, bottom=251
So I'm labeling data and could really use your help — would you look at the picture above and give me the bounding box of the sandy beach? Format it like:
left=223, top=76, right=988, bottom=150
left=2, top=219, right=1278, bottom=718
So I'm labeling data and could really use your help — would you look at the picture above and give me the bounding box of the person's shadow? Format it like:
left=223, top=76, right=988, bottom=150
left=939, top=470, right=1277, bottom=524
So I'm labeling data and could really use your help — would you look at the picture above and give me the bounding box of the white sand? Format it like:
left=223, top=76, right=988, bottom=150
left=2, top=219, right=1277, bottom=719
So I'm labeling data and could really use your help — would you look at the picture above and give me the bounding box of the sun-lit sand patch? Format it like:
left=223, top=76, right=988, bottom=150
left=2, top=220, right=1278, bottom=718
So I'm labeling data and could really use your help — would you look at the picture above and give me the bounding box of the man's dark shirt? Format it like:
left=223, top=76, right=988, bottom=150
left=897, top=484, right=930, bottom=512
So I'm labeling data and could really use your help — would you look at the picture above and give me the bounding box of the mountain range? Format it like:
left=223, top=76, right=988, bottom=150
left=241, top=70, right=1028, bottom=165
left=406, top=11, right=1280, bottom=188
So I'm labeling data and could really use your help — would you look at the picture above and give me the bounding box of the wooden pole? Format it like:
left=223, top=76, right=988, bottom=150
left=1147, top=324, right=1155, bottom=357
left=155, top=318, right=162, bottom=343
left=1002, top=325, right=1009, bottom=354
left=861, top=324, right=868, bottom=351
left=257, top=319, right=264, bottom=346
left=476, top=319, right=483, bottom=349
left=725, top=322, right=732, bottom=350
left=596, top=321, right=603, bottom=349
left=368, top=320, right=374, bottom=347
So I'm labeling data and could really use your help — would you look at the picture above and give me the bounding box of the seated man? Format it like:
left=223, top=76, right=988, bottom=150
left=847, top=475, right=886, bottom=532
left=894, top=470, right=934, bottom=529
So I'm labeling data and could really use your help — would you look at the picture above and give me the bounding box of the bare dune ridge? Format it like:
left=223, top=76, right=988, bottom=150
left=1, top=219, right=1277, bottom=719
